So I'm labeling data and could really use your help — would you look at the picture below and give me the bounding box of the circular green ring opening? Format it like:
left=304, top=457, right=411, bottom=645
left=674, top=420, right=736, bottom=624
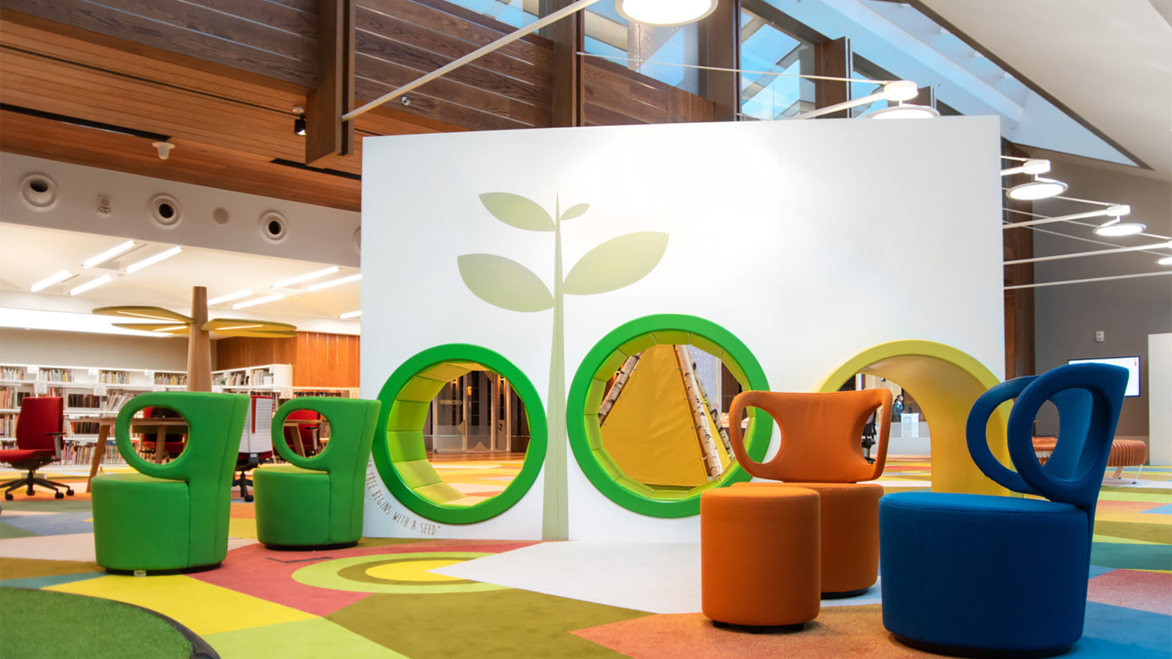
left=373, top=344, right=548, bottom=524
left=567, top=314, right=770, bottom=518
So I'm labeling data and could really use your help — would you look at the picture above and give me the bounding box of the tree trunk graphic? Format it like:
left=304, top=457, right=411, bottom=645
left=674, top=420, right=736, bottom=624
left=458, top=192, right=668, bottom=540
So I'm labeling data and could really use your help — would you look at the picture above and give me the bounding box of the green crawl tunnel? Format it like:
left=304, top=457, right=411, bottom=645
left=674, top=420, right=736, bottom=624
left=373, top=344, right=547, bottom=525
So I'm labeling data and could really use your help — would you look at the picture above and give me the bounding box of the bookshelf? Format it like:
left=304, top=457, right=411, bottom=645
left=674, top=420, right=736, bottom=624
left=0, top=363, right=185, bottom=453
left=212, top=363, right=294, bottom=398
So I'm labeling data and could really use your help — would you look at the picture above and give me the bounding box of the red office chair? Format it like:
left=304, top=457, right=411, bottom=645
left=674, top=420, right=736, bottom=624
left=137, top=406, right=187, bottom=460
left=282, top=409, right=321, bottom=456
left=0, top=397, right=75, bottom=500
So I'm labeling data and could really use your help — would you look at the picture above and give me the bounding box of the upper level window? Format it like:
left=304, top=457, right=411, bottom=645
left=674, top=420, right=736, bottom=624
left=445, top=0, right=539, bottom=29
left=582, top=1, right=702, bottom=94
left=739, top=9, right=815, bottom=120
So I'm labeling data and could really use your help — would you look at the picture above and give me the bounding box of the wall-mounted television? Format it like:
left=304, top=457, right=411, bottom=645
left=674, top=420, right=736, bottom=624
left=1067, top=356, right=1140, bottom=397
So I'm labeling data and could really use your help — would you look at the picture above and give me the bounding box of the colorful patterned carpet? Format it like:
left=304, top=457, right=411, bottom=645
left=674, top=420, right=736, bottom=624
left=1, top=458, right=1169, bottom=658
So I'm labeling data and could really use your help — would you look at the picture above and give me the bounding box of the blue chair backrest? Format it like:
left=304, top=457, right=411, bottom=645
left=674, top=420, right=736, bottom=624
left=966, top=363, right=1128, bottom=523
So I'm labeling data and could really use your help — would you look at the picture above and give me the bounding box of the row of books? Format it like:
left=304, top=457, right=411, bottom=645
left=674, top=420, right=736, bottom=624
left=0, top=367, right=28, bottom=381
left=98, top=370, right=130, bottom=384
left=38, top=368, right=76, bottom=382
left=60, top=440, right=127, bottom=466
left=0, top=388, right=31, bottom=409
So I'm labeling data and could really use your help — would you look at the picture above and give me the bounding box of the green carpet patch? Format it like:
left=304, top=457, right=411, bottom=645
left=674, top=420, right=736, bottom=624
left=0, top=519, right=37, bottom=539
left=1091, top=542, right=1172, bottom=571
left=0, top=586, right=192, bottom=659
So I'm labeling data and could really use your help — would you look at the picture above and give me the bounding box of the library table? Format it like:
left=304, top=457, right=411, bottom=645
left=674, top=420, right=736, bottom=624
left=85, top=417, right=323, bottom=487
left=84, top=417, right=189, bottom=486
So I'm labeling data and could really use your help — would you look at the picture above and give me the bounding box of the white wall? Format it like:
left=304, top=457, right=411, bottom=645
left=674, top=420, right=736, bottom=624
left=361, top=117, right=1004, bottom=541
left=0, top=328, right=188, bottom=371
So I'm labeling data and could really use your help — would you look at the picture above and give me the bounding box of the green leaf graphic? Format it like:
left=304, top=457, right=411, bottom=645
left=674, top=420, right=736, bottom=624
left=458, top=253, right=554, bottom=312
left=563, top=232, right=669, bottom=296
left=479, top=193, right=555, bottom=232
left=560, top=203, right=589, bottom=221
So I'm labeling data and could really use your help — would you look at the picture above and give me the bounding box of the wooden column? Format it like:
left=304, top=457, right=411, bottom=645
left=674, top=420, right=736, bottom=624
left=186, top=286, right=212, bottom=392
left=306, top=0, right=355, bottom=164
left=545, top=0, right=584, bottom=127
left=813, top=37, right=851, bottom=118
left=700, top=0, right=741, bottom=121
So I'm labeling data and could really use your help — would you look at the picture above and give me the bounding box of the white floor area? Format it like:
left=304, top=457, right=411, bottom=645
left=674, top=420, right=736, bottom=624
left=432, top=541, right=882, bottom=614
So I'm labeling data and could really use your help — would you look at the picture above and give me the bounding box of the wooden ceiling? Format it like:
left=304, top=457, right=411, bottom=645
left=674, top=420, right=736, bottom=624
left=0, top=8, right=460, bottom=212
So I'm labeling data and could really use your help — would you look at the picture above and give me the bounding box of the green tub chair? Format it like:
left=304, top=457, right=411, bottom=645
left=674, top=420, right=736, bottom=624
left=92, top=392, right=249, bottom=573
left=253, top=397, right=381, bottom=549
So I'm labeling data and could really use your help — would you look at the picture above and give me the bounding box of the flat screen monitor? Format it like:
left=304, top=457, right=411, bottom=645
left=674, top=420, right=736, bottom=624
left=1067, top=356, right=1140, bottom=397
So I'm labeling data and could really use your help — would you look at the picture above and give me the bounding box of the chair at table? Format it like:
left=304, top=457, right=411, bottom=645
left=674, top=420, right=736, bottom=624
left=282, top=408, right=321, bottom=456
left=727, top=388, right=892, bottom=597
left=137, top=406, right=187, bottom=460
left=0, top=397, right=74, bottom=500
left=91, top=391, right=248, bottom=573
left=879, top=363, right=1128, bottom=657
left=253, top=397, right=380, bottom=549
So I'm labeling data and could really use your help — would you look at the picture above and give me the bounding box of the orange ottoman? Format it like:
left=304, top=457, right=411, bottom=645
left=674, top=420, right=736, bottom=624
left=737, top=482, right=883, bottom=597
left=701, top=486, right=820, bottom=628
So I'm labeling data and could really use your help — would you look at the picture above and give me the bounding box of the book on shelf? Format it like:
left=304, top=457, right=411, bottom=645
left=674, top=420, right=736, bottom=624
left=1, top=366, right=28, bottom=381
left=39, top=368, right=76, bottom=383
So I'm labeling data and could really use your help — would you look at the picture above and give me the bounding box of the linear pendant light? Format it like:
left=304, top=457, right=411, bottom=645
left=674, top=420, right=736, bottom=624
left=125, top=246, right=182, bottom=274
left=82, top=240, right=137, bottom=269
left=31, top=270, right=72, bottom=292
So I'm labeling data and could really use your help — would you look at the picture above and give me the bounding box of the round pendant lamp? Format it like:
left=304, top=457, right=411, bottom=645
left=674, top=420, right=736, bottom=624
left=869, top=104, right=940, bottom=120
left=1007, top=175, right=1067, bottom=201
left=1093, top=219, right=1146, bottom=237
left=616, top=0, right=719, bottom=25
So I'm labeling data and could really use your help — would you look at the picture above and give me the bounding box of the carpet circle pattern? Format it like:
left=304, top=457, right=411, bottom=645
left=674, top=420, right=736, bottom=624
left=291, top=552, right=509, bottom=594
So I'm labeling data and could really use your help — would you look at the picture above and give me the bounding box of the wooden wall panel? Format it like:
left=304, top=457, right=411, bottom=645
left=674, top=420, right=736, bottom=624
left=292, top=332, right=361, bottom=388
left=583, top=59, right=718, bottom=125
left=354, top=0, right=552, bottom=131
left=215, top=332, right=360, bottom=389
left=2, top=0, right=317, bottom=86
left=215, top=336, right=297, bottom=372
